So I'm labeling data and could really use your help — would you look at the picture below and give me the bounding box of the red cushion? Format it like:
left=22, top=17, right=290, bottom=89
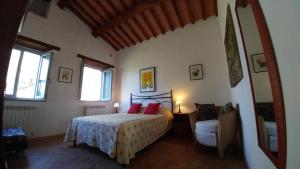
left=128, top=103, right=142, bottom=114
left=144, top=103, right=160, bottom=115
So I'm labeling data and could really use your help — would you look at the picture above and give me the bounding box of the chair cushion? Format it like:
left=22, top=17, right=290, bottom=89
left=195, top=103, right=218, bottom=120
left=195, top=120, right=218, bottom=133
left=269, top=135, right=278, bottom=152
left=265, top=121, right=277, bottom=137
left=195, top=131, right=217, bottom=147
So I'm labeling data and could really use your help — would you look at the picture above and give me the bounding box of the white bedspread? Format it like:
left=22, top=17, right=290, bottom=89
left=64, top=113, right=171, bottom=164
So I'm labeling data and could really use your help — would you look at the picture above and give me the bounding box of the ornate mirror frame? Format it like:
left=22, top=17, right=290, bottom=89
left=235, top=0, right=287, bottom=168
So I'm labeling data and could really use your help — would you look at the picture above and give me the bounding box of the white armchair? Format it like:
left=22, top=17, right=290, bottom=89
left=189, top=105, right=238, bottom=158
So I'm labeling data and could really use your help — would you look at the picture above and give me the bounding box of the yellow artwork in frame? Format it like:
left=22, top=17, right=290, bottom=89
left=140, top=67, right=156, bottom=93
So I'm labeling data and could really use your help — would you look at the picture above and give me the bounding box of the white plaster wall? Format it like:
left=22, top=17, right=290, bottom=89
left=218, top=0, right=300, bottom=168
left=238, top=6, right=272, bottom=102
left=116, top=17, right=232, bottom=114
left=4, top=0, right=117, bottom=137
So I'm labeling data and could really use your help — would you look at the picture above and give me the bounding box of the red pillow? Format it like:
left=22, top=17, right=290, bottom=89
left=128, top=103, right=142, bottom=114
left=144, top=103, right=160, bottom=115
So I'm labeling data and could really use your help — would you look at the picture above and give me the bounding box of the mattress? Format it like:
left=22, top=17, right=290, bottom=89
left=64, top=112, right=172, bottom=164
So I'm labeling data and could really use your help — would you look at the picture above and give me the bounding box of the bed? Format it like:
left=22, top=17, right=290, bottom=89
left=64, top=91, right=174, bottom=164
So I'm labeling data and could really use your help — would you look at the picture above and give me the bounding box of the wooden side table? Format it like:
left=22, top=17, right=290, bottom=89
left=173, top=112, right=193, bottom=139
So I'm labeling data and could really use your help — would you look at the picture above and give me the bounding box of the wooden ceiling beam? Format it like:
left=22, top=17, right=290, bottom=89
left=84, top=0, right=106, bottom=24
left=159, top=2, right=174, bottom=30
left=150, top=8, right=165, bottom=34
left=72, top=0, right=100, bottom=27
left=100, top=33, right=121, bottom=50
left=111, top=0, right=126, bottom=14
left=199, top=0, right=207, bottom=20
left=143, top=10, right=162, bottom=36
left=174, top=0, right=192, bottom=26
left=106, top=32, right=124, bottom=49
left=101, top=34, right=119, bottom=50
left=57, top=0, right=69, bottom=9
left=152, top=4, right=171, bottom=33
left=202, top=0, right=217, bottom=17
left=114, top=27, right=131, bottom=46
left=120, top=22, right=139, bottom=44
left=92, top=0, right=112, bottom=22
left=171, top=0, right=183, bottom=27
left=188, top=0, right=202, bottom=23
left=122, top=0, right=134, bottom=8
left=68, top=1, right=97, bottom=30
left=133, top=17, right=150, bottom=40
left=119, top=25, right=136, bottom=45
left=135, top=13, right=155, bottom=38
left=93, top=0, right=164, bottom=37
left=215, top=0, right=218, bottom=16
left=108, top=30, right=127, bottom=48
left=140, top=12, right=156, bottom=37
left=127, top=19, right=144, bottom=42
left=58, top=0, right=218, bottom=50
left=161, top=0, right=181, bottom=29
left=99, top=0, right=118, bottom=18
left=96, top=0, right=114, bottom=20
left=108, top=0, right=119, bottom=14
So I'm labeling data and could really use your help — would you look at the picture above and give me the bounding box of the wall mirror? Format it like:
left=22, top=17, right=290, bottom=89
left=235, top=0, right=286, bottom=168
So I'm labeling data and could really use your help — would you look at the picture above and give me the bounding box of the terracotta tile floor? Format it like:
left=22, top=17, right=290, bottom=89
left=7, top=134, right=246, bottom=169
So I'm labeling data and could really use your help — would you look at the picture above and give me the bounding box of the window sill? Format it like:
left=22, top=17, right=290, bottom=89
left=4, top=98, right=46, bottom=102
left=79, top=100, right=112, bottom=103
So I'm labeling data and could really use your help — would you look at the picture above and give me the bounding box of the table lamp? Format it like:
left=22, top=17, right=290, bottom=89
left=113, top=102, right=120, bottom=113
left=176, top=100, right=182, bottom=113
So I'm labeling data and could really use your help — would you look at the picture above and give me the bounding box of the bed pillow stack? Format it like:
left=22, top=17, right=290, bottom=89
left=144, top=103, right=160, bottom=115
left=128, top=103, right=142, bottom=114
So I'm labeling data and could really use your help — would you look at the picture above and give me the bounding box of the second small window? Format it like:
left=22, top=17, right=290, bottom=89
left=80, top=64, right=112, bottom=101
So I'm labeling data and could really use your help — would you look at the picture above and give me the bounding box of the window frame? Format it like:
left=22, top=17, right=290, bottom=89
left=28, top=0, right=52, bottom=19
left=4, top=45, right=53, bottom=102
left=100, top=69, right=113, bottom=101
left=79, top=62, right=113, bottom=102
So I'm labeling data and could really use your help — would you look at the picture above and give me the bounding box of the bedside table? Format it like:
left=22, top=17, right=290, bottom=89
left=173, top=113, right=193, bottom=139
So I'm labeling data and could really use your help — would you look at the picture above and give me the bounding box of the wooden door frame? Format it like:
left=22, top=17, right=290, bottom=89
left=0, top=0, right=29, bottom=168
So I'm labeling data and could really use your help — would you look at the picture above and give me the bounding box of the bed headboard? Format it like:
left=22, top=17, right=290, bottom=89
left=130, top=90, right=174, bottom=114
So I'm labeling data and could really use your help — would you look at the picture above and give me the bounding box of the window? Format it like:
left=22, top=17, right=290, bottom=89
left=80, top=65, right=113, bottom=102
left=5, top=47, right=52, bottom=100
left=29, top=0, right=51, bottom=18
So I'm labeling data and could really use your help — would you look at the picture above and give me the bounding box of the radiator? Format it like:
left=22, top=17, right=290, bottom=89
left=3, top=106, right=35, bottom=135
left=85, top=105, right=106, bottom=116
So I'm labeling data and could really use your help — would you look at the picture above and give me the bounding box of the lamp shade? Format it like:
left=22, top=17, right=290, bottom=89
left=113, top=102, right=120, bottom=108
left=176, top=100, right=182, bottom=105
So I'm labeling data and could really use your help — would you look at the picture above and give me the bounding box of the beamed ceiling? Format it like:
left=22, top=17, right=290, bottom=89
left=58, top=0, right=218, bottom=50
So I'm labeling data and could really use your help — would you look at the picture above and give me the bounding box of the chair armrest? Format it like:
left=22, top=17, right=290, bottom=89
left=218, top=110, right=238, bottom=141
left=189, top=111, right=198, bottom=139
left=217, top=110, right=238, bottom=158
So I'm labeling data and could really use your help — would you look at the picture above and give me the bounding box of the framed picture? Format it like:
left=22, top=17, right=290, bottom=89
left=189, top=64, right=203, bottom=81
left=58, top=67, right=73, bottom=83
left=140, top=67, right=156, bottom=93
left=224, top=4, right=243, bottom=87
left=251, top=53, right=267, bottom=73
